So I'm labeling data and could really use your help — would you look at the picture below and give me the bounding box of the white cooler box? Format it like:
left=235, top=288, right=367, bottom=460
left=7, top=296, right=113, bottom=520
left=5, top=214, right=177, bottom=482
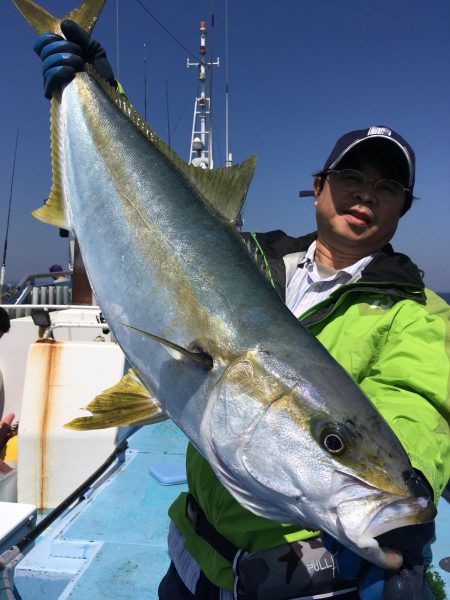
left=0, top=502, right=37, bottom=555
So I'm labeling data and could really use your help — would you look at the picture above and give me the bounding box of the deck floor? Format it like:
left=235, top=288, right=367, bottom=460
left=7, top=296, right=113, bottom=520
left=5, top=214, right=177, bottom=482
left=15, top=421, right=189, bottom=599
left=432, top=495, right=450, bottom=598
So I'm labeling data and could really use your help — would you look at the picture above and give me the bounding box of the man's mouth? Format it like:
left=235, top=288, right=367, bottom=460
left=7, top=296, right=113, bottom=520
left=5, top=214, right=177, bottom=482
left=344, top=208, right=372, bottom=226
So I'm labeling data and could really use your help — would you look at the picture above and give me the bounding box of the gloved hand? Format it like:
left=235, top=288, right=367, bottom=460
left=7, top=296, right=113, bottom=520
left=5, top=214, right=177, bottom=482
left=322, top=521, right=435, bottom=600
left=34, top=19, right=116, bottom=99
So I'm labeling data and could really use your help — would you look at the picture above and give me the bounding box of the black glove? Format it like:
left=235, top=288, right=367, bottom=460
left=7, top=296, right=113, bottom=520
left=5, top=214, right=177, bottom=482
left=378, top=521, right=435, bottom=599
left=323, top=521, right=435, bottom=599
left=34, top=19, right=116, bottom=99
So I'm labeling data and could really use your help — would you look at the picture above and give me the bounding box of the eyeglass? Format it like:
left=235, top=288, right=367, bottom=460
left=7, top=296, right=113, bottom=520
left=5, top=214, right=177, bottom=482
left=327, top=169, right=410, bottom=201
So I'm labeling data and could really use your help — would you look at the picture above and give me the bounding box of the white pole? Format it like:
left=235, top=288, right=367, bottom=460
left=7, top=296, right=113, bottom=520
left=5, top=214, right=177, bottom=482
left=187, top=21, right=219, bottom=168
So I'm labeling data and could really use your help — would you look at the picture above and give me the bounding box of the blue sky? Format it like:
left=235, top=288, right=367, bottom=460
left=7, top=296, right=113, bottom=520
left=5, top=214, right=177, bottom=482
left=1, top=0, right=450, bottom=291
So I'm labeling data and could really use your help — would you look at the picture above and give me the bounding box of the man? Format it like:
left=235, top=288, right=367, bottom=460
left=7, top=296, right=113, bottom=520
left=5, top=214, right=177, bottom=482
left=33, top=23, right=450, bottom=600
left=0, top=412, right=16, bottom=473
left=0, top=308, right=14, bottom=471
left=159, top=126, right=449, bottom=600
left=48, top=264, right=70, bottom=285
left=0, top=307, right=11, bottom=339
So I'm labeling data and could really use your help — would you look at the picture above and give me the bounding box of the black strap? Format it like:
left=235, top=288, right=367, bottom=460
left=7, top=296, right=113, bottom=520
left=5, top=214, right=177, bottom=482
left=185, top=493, right=239, bottom=563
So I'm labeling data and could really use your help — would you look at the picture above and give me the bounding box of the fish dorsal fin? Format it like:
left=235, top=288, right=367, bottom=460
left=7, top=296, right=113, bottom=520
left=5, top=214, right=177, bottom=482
left=64, top=367, right=169, bottom=430
left=12, top=0, right=106, bottom=35
left=122, top=323, right=213, bottom=370
left=182, top=158, right=257, bottom=225
left=32, top=95, right=70, bottom=229
left=87, top=66, right=256, bottom=225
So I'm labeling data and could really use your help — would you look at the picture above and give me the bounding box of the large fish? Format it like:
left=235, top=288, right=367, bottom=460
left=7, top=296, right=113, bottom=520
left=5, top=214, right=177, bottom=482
left=14, top=0, right=436, bottom=570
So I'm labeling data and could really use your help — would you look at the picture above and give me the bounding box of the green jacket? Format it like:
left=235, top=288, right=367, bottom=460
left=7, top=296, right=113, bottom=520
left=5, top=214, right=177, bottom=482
left=169, top=231, right=450, bottom=590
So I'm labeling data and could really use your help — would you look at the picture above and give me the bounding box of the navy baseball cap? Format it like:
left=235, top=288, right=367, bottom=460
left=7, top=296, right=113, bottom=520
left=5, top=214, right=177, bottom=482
left=323, top=125, right=415, bottom=189
left=49, top=264, right=63, bottom=272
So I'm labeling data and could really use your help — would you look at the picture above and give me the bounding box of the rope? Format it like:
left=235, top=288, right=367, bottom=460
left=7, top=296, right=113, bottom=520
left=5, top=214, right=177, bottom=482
left=133, top=0, right=200, bottom=61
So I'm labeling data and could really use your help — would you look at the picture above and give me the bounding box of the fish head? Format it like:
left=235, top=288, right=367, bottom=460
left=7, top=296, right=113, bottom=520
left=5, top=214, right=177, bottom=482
left=205, top=349, right=436, bottom=569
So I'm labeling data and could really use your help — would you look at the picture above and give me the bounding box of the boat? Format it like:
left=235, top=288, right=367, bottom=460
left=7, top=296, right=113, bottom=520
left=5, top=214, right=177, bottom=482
left=0, top=2, right=449, bottom=599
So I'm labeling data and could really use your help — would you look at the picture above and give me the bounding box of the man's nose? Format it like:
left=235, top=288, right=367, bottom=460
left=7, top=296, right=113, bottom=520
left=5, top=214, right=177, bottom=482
left=353, top=181, right=377, bottom=203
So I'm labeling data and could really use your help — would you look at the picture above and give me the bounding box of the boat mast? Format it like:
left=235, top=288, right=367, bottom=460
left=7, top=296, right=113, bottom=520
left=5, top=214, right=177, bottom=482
left=187, top=21, right=219, bottom=168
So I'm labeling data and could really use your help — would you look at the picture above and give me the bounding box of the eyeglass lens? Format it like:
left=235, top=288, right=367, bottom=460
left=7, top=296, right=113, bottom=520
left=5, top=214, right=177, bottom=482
left=330, top=169, right=405, bottom=199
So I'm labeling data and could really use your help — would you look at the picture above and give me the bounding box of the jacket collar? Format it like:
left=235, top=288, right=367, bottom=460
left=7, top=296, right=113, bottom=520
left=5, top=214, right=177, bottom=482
left=359, top=243, right=425, bottom=290
left=282, top=232, right=425, bottom=292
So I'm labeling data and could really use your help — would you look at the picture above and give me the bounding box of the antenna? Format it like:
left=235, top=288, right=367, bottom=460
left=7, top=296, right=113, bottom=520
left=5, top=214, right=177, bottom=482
left=187, top=21, right=219, bottom=169
left=165, top=79, right=171, bottom=149
left=115, top=0, right=120, bottom=79
left=143, top=43, right=148, bottom=121
left=0, top=127, right=20, bottom=302
left=225, top=0, right=232, bottom=167
left=209, top=2, right=215, bottom=169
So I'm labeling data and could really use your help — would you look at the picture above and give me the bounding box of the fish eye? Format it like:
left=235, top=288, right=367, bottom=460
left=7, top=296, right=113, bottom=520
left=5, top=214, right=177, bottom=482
left=320, top=426, right=347, bottom=455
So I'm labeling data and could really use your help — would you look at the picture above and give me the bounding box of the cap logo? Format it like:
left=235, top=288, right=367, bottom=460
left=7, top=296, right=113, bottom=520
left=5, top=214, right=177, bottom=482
left=368, top=126, right=392, bottom=137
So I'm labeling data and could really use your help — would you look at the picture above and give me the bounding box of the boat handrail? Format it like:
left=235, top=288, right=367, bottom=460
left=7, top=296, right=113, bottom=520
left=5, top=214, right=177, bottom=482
left=14, top=271, right=72, bottom=292
left=43, top=322, right=110, bottom=339
left=0, top=305, right=100, bottom=310
left=12, top=271, right=73, bottom=306
left=14, top=283, right=33, bottom=305
left=0, top=304, right=101, bottom=321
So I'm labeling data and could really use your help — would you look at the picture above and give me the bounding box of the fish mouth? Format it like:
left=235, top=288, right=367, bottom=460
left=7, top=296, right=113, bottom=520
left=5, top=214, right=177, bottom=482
left=334, top=484, right=436, bottom=569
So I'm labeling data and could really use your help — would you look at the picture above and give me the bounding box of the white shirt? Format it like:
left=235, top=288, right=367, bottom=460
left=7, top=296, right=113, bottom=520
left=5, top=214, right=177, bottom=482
left=285, top=241, right=376, bottom=318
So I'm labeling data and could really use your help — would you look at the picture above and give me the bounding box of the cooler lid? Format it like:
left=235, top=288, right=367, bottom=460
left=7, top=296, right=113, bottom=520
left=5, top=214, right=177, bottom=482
left=0, top=502, right=36, bottom=538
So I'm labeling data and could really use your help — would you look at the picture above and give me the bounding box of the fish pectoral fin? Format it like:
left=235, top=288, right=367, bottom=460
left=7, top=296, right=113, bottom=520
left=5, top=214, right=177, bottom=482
left=122, top=323, right=214, bottom=370
left=64, top=367, right=168, bottom=430
left=12, top=0, right=107, bottom=35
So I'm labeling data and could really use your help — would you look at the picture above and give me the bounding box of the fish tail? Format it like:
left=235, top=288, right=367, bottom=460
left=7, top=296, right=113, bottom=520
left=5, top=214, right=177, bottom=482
left=64, top=368, right=169, bottom=430
left=13, top=0, right=107, bottom=229
left=12, top=0, right=106, bottom=35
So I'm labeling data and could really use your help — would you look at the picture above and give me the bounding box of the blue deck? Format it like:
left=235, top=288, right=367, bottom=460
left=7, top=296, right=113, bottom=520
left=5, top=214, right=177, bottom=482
left=12, top=421, right=450, bottom=599
left=14, top=421, right=189, bottom=599
left=433, top=496, right=450, bottom=598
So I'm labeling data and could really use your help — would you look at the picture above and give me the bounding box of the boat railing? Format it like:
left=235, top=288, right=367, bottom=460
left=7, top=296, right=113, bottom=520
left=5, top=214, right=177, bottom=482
left=42, top=321, right=110, bottom=339
left=1, top=304, right=101, bottom=320
left=10, top=271, right=73, bottom=309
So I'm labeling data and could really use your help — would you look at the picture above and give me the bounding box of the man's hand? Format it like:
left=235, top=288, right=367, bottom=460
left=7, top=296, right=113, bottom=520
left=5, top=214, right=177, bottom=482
left=34, top=19, right=116, bottom=99
left=322, top=521, right=435, bottom=600
left=0, top=412, right=15, bottom=453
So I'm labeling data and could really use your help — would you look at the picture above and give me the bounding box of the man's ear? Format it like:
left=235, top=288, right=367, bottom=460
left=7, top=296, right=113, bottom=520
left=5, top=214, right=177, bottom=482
left=313, top=176, right=322, bottom=207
